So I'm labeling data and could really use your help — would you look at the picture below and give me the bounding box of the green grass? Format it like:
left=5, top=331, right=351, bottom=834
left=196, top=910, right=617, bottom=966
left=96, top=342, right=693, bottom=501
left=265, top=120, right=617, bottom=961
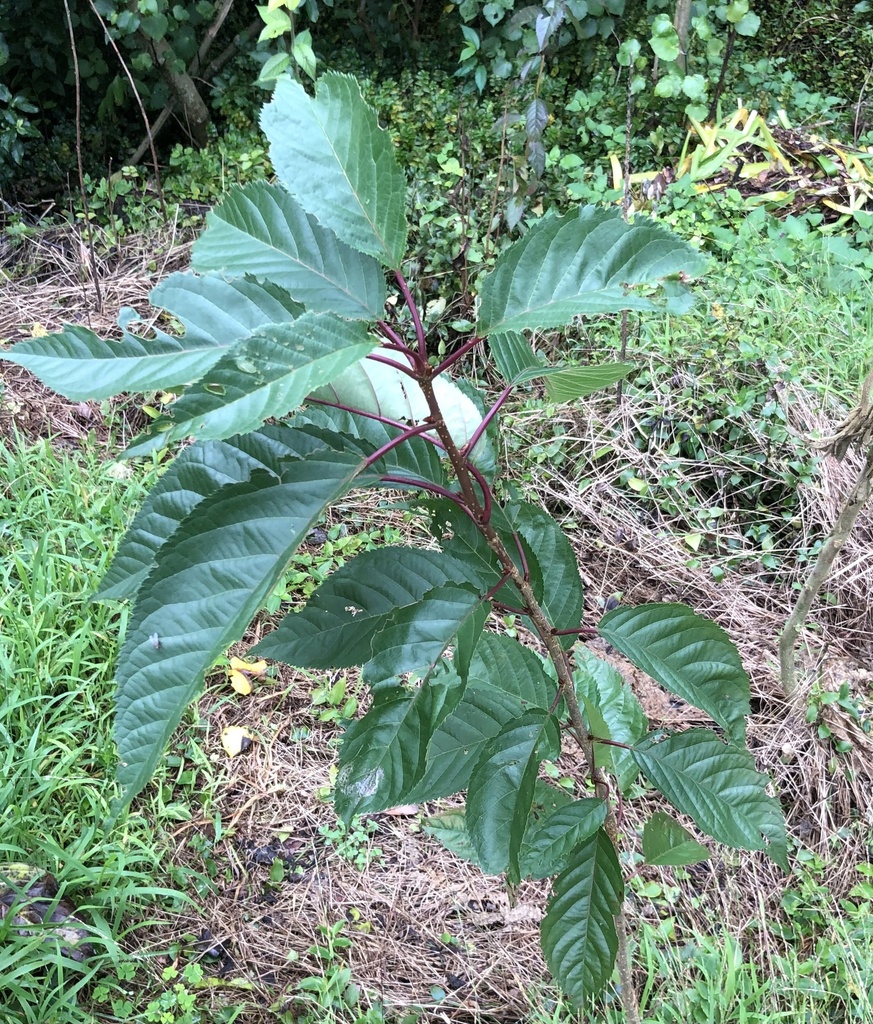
left=0, top=434, right=189, bottom=1024
left=526, top=913, right=873, bottom=1024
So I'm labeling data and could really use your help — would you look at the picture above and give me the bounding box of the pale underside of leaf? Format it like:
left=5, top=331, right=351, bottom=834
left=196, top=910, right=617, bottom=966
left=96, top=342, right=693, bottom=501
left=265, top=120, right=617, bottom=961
left=311, top=358, right=496, bottom=474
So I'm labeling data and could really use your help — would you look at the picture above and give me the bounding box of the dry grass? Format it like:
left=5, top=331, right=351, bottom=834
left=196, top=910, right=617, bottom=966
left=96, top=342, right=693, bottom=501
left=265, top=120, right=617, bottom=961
left=2, top=221, right=871, bottom=1021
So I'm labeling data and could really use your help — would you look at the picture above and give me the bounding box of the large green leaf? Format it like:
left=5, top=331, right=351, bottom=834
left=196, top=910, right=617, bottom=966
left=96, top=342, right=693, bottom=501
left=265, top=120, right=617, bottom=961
left=574, top=649, right=647, bottom=793
left=98, top=425, right=334, bottom=602
left=489, top=334, right=633, bottom=401
left=631, top=730, right=787, bottom=868
left=476, top=207, right=706, bottom=336
left=261, top=72, right=408, bottom=268
left=152, top=272, right=305, bottom=347
left=409, top=634, right=557, bottom=801
left=599, top=603, right=749, bottom=747
left=114, top=450, right=375, bottom=807
left=543, top=364, right=634, bottom=402
left=253, top=548, right=477, bottom=669
left=505, top=501, right=584, bottom=648
left=467, top=710, right=559, bottom=883
left=311, top=359, right=496, bottom=475
left=642, top=811, right=709, bottom=867
left=423, top=809, right=480, bottom=865
left=519, top=799, right=607, bottom=880
left=541, top=829, right=624, bottom=1002
left=335, top=668, right=464, bottom=820
left=428, top=500, right=530, bottom=609
left=362, top=582, right=488, bottom=685
left=122, top=315, right=376, bottom=457
left=191, top=182, right=387, bottom=321
left=0, top=273, right=307, bottom=401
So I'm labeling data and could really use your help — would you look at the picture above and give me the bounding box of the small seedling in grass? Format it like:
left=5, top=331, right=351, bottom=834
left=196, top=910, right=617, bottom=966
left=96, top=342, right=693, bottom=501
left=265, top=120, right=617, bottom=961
left=319, top=817, right=384, bottom=871
left=1, top=71, right=788, bottom=1018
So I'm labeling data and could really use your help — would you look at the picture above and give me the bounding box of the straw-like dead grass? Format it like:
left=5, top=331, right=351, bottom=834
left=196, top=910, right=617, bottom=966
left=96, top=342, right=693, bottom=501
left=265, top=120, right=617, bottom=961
left=2, top=220, right=870, bottom=1020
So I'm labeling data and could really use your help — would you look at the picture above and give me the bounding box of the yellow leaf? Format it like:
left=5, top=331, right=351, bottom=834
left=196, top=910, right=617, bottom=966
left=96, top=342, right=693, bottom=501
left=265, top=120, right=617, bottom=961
left=221, top=726, right=255, bottom=757
left=31, top=324, right=48, bottom=337
left=684, top=533, right=703, bottom=552
left=229, top=670, right=253, bottom=696
left=711, top=302, right=724, bottom=319
left=229, top=656, right=267, bottom=677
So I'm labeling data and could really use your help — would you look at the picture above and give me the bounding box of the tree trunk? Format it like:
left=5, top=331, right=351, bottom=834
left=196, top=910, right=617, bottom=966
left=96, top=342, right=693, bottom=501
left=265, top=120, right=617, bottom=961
left=673, top=0, right=693, bottom=74
left=144, top=32, right=211, bottom=148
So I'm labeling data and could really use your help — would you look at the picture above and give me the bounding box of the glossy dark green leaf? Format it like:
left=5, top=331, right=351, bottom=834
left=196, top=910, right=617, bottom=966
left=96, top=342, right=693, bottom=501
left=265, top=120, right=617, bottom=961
left=98, top=425, right=335, bottom=602
left=192, top=182, right=387, bottom=321
left=599, top=603, right=749, bottom=746
left=505, top=501, right=584, bottom=648
left=642, top=811, right=709, bottom=867
left=362, top=583, right=489, bottom=685
left=467, top=710, right=559, bottom=882
left=409, top=634, right=558, bottom=801
left=541, top=829, right=624, bottom=1002
left=631, top=729, right=787, bottom=868
left=520, top=799, right=607, bottom=880
left=574, top=649, right=647, bottom=792
left=335, top=669, right=464, bottom=820
left=253, top=548, right=476, bottom=669
left=114, top=450, right=375, bottom=807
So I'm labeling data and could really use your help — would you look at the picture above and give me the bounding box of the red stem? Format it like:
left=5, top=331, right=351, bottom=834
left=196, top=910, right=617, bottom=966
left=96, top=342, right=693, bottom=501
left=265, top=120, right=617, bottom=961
left=379, top=474, right=474, bottom=515
left=552, top=626, right=597, bottom=638
left=464, top=383, right=515, bottom=458
left=465, top=461, right=493, bottom=523
left=395, top=271, right=427, bottom=362
left=511, top=531, right=530, bottom=582
left=306, top=398, right=446, bottom=448
left=364, top=422, right=438, bottom=468
left=434, top=335, right=485, bottom=376
left=366, top=351, right=420, bottom=379
left=483, top=570, right=513, bottom=603
left=376, top=319, right=409, bottom=350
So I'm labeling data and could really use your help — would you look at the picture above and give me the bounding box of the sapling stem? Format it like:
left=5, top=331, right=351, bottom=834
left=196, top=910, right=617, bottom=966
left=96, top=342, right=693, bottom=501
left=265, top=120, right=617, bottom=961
left=395, top=271, right=428, bottom=363
left=379, top=475, right=472, bottom=515
left=408, top=300, right=638, bottom=1020
left=511, top=531, right=530, bottom=582
left=376, top=319, right=411, bottom=352
left=464, top=383, right=514, bottom=456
